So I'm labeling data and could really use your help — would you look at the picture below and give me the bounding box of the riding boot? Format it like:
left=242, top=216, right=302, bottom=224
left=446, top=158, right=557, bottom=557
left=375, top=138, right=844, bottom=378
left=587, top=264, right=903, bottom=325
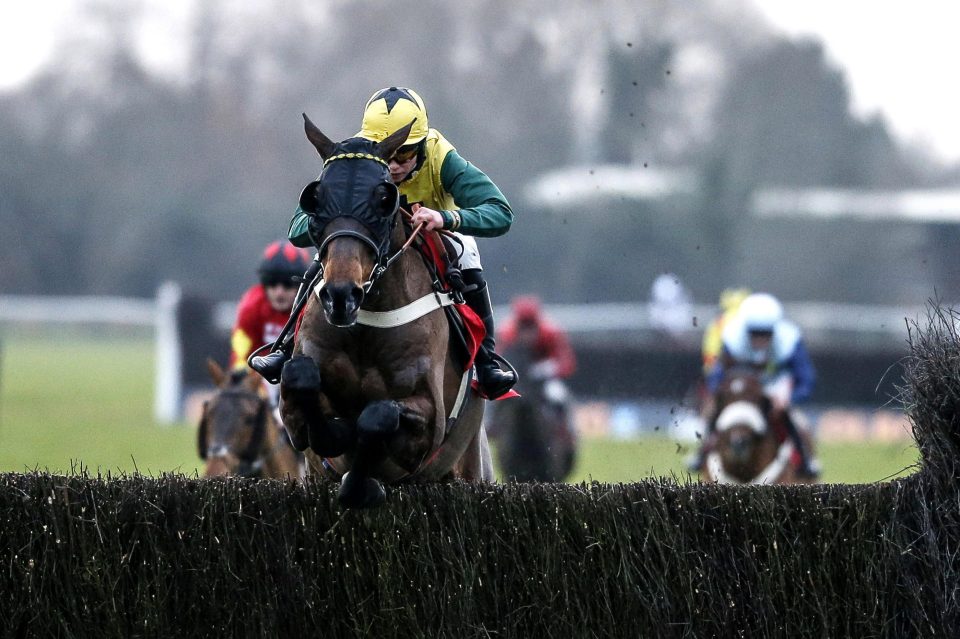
left=250, top=257, right=321, bottom=384
left=250, top=340, right=294, bottom=385
left=780, top=409, right=821, bottom=479
left=462, top=269, right=517, bottom=398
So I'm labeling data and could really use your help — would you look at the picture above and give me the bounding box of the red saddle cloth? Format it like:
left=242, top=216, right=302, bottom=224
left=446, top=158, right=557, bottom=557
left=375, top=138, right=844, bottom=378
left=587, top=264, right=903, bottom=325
left=418, top=231, right=519, bottom=401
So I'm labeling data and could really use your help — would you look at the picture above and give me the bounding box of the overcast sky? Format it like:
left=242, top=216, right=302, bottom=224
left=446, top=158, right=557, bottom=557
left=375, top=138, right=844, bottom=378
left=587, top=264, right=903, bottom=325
left=2, top=1, right=958, bottom=162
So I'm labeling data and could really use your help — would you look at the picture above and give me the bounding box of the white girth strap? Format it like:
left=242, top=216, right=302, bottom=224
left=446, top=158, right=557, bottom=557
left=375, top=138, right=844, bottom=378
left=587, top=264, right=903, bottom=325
left=705, top=440, right=795, bottom=485
left=313, top=279, right=455, bottom=328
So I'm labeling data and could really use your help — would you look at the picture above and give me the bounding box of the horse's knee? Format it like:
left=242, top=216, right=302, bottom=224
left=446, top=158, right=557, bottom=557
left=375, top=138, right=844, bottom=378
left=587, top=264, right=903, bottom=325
left=280, top=355, right=321, bottom=393
left=280, top=355, right=322, bottom=451
left=357, top=400, right=401, bottom=442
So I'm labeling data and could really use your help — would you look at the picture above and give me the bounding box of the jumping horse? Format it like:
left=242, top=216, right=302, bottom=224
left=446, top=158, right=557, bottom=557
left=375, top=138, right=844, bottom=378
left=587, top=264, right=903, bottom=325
left=702, top=369, right=813, bottom=485
left=198, top=360, right=301, bottom=479
left=279, top=115, right=492, bottom=508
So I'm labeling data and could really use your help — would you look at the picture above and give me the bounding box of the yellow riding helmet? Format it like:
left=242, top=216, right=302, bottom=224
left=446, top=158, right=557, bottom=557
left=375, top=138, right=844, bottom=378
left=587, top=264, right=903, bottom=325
left=356, top=87, right=429, bottom=145
left=719, top=287, right=751, bottom=313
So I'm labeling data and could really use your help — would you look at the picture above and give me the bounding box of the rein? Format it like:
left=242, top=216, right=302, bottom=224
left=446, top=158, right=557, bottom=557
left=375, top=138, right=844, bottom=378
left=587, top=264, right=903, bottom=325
left=318, top=205, right=426, bottom=294
left=359, top=206, right=426, bottom=292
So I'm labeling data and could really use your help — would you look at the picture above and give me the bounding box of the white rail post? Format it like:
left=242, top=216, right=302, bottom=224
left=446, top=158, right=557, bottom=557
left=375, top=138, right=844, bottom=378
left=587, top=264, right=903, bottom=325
left=154, top=281, right=183, bottom=424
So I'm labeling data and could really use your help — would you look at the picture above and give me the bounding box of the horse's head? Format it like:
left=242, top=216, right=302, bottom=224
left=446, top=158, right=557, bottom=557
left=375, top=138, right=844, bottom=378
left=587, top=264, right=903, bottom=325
left=198, top=360, right=272, bottom=477
left=298, top=114, right=413, bottom=326
left=714, top=399, right=767, bottom=465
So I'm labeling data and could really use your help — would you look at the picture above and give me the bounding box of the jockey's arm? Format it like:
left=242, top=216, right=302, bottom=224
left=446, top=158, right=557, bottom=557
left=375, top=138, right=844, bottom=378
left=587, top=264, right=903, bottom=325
left=547, top=326, right=577, bottom=378
left=288, top=205, right=312, bottom=248
left=439, top=151, right=513, bottom=237
left=229, top=328, right=255, bottom=370
left=786, top=339, right=816, bottom=404
left=704, top=347, right=730, bottom=395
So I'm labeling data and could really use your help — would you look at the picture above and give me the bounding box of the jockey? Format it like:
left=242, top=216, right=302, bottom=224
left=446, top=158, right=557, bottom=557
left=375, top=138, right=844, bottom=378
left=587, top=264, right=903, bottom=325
left=253, top=86, right=517, bottom=398
left=693, top=292, right=821, bottom=478
left=499, top=295, right=577, bottom=381
left=499, top=295, right=577, bottom=418
left=231, top=240, right=312, bottom=400
left=701, top=287, right=751, bottom=375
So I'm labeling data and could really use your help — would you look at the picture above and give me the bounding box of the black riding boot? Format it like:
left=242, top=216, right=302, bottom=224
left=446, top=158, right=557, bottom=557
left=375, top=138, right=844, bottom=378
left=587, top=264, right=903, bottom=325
left=462, top=269, right=517, bottom=399
left=250, top=257, right=321, bottom=384
left=781, top=409, right=821, bottom=479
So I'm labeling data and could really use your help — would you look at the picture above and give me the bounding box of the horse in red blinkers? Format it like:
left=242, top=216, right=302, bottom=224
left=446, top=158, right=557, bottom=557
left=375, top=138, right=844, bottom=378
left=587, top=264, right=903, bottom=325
left=279, top=115, right=492, bottom=508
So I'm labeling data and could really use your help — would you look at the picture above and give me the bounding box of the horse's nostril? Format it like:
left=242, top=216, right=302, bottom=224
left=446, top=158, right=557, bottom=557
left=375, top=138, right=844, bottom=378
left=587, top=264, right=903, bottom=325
left=319, top=287, right=333, bottom=308
left=349, top=286, right=364, bottom=309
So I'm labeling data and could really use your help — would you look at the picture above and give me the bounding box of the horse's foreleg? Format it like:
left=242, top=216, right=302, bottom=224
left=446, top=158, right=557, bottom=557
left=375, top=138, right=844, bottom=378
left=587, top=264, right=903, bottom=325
left=339, top=400, right=402, bottom=508
left=279, top=354, right=353, bottom=456
left=456, top=426, right=494, bottom=483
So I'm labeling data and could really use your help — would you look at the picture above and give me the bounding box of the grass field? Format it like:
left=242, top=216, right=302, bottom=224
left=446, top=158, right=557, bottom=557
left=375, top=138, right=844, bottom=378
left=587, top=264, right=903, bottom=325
left=0, top=333, right=920, bottom=483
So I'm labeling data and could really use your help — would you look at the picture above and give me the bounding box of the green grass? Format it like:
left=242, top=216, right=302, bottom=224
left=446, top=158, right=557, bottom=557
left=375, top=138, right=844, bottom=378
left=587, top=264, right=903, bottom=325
left=562, top=436, right=919, bottom=485
left=0, top=333, right=921, bottom=483
left=0, top=334, right=200, bottom=475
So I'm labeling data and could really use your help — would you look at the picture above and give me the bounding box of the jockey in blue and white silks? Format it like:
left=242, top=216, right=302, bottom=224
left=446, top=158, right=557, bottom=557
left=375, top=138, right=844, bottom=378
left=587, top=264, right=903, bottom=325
left=706, top=302, right=816, bottom=405
left=694, top=292, right=820, bottom=478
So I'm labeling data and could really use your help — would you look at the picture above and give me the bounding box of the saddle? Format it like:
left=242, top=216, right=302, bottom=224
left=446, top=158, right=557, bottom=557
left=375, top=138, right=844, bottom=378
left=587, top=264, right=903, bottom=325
left=408, top=223, right=485, bottom=372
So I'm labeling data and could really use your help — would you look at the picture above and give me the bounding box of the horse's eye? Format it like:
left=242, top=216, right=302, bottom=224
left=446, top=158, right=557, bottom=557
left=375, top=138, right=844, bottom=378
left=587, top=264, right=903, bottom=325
left=299, top=180, right=323, bottom=214
left=371, top=183, right=398, bottom=217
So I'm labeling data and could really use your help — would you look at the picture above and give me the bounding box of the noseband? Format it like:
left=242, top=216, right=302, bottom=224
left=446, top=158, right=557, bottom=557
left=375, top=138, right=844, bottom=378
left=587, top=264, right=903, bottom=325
left=203, top=389, right=273, bottom=478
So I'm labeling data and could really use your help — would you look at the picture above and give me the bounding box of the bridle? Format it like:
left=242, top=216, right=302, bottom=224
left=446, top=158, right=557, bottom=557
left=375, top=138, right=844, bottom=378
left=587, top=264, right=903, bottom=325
left=315, top=202, right=427, bottom=294
left=201, top=388, right=282, bottom=478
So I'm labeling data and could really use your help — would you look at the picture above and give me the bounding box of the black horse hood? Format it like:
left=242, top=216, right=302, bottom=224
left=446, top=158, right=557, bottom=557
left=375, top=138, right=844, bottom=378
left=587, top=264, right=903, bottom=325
left=299, top=138, right=400, bottom=257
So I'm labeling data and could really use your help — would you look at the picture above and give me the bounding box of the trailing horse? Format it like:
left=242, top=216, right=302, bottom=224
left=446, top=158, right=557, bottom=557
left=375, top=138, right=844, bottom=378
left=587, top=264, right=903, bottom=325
left=198, top=360, right=301, bottom=479
left=702, top=369, right=814, bottom=485
left=279, top=115, right=492, bottom=508
left=488, top=346, right=577, bottom=482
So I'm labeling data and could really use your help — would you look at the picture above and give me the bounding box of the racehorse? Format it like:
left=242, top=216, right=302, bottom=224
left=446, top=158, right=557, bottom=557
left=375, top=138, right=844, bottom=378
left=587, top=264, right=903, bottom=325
left=488, top=346, right=577, bottom=482
left=279, top=115, right=492, bottom=508
left=702, top=369, right=813, bottom=485
left=198, top=360, right=301, bottom=479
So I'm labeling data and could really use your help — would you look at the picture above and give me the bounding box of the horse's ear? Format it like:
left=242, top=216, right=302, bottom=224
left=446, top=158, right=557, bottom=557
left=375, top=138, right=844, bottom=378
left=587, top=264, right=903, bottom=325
left=244, top=369, right=263, bottom=393
left=303, top=113, right=336, bottom=159
left=206, top=358, right=226, bottom=386
left=376, top=119, right=416, bottom=160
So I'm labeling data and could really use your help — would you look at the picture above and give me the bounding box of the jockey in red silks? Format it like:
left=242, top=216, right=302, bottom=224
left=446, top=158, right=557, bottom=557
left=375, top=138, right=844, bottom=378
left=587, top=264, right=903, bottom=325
left=500, top=296, right=577, bottom=425
left=499, top=296, right=577, bottom=381
left=230, top=241, right=312, bottom=402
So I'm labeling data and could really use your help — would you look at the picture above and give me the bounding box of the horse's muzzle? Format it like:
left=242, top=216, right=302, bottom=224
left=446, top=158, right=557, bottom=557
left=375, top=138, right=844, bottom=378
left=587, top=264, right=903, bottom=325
left=319, top=282, right=364, bottom=327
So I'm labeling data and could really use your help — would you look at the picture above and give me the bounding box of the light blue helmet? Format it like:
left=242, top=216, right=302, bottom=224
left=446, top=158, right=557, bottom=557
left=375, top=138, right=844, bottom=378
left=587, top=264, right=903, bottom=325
left=739, top=293, right=783, bottom=333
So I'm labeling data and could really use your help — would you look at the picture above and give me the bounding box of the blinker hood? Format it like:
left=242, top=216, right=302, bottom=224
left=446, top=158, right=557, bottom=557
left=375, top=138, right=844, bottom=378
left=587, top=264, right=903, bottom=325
left=298, top=141, right=400, bottom=259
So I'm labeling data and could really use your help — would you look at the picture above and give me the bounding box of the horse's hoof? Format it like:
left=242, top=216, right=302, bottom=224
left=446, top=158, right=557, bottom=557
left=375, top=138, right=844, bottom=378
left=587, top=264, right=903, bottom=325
left=309, top=416, right=354, bottom=457
left=338, top=471, right=386, bottom=509
left=357, top=400, right=401, bottom=442
left=280, top=355, right=321, bottom=392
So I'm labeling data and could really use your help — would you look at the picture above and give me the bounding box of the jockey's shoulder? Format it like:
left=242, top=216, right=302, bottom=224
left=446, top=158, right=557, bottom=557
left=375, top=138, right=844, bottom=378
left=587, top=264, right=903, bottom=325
left=772, top=319, right=802, bottom=359
left=237, top=284, right=269, bottom=313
